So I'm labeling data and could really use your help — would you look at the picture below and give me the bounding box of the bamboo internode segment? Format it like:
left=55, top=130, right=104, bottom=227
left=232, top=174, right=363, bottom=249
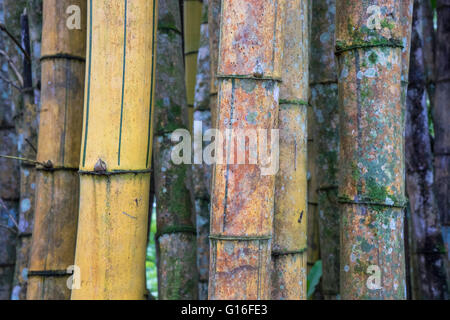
left=271, top=0, right=308, bottom=300
left=71, top=0, right=157, bottom=300
left=209, top=0, right=286, bottom=300
left=336, top=0, right=406, bottom=299
left=309, top=0, right=340, bottom=300
left=27, top=0, right=86, bottom=300
left=184, top=0, right=203, bottom=131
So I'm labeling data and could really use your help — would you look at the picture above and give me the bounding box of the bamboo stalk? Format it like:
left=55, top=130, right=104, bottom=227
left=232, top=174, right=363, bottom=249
left=336, top=0, right=407, bottom=299
left=309, top=0, right=340, bottom=300
left=184, top=0, right=203, bottom=131
left=434, top=0, right=450, bottom=285
left=26, top=0, right=86, bottom=300
left=192, top=0, right=211, bottom=300
left=406, top=0, right=448, bottom=300
left=71, top=0, right=158, bottom=300
left=208, top=0, right=286, bottom=300
left=271, top=0, right=308, bottom=301
left=154, top=0, right=198, bottom=300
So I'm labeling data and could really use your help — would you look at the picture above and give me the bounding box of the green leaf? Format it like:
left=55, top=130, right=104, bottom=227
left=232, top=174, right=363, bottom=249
left=307, top=260, right=323, bottom=299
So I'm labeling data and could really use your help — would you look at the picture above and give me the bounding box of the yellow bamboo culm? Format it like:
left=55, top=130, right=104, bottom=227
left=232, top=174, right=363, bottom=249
left=271, top=0, right=309, bottom=300
left=184, top=0, right=203, bottom=131
left=27, top=0, right=86, bottom=300
left=71, top=0, right=158, bottom=300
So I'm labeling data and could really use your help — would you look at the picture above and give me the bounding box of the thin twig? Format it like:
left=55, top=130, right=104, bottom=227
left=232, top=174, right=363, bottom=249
left=0, top=154, right=43, bottom=166
left=0, top=73, right=20, bottom=90
left=0, top=23, right=32, bottom=63
left=0, top=49, right=23, bottom=87
left=24, top=138, right=37, bottom=154
left=0, top=198, right=19, bottom=231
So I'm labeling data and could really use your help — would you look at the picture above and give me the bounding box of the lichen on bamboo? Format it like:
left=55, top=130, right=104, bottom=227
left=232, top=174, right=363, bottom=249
left=336, top=0, right=407, bottom=299
left=208, top=0, right=286, bottom=300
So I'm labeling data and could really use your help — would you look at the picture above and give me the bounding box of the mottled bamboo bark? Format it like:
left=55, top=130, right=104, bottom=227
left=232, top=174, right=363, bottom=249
left=184, top=0, right=203, bottom=130
left=208, top=0, right=285, bottom=300
left=27, top=0, right=86, bottom=300
left=0, top=0, right=19, bottom=299
left=3, top=1, right=37, bottom=299
left=434, top=0, right=450, bottom=283
left=271, top=0, right=308, bottom=301
left=193, top=0, right=211, bottom=300
left=154, top=0, right=198, bottom=300
left=309, top=0, right=340, bottom=300
left=207, top=0, right=220, bottom=128
left=337, top=0, right=406, bottom=299
left=406, top=0, right=448, bottom=300
left=71, top=0, right=158, bottom=300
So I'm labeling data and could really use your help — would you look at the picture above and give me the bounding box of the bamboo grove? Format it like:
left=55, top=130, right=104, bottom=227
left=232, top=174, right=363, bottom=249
left=0, top=0, right=448, bottom=301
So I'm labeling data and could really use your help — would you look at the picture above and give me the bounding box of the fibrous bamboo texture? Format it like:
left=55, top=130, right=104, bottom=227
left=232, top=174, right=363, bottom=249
left=154, top=0, right=198, bottom=300
left=310, top=0, right=340, bottom=300
left=208, top=0, right=285, bottom=300
left=271, top=0, right=308, bottom=301
left=71, top=0, right=158, bottom=300
left=27, top=0, right=86, bottom=300
left=337, top=0, right=406, bottom=299
left=184, top=0, right=203, bottom=131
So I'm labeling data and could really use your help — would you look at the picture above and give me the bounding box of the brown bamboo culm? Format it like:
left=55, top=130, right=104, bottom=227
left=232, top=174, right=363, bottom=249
left=27, top=0, right=86, bottom=300
left=271, top=0, right=309, bottom=300
left=208, top=0, right=286, bottom=300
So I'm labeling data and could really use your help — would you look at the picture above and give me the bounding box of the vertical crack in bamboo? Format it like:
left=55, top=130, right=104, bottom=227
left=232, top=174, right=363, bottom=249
left=208, top=0, right=286, bottom=300
left=71, top=0, right=158, bottom=300
left=271, top=0, right=308, bottom=301
left=26, top=0, right=86, bottom=300
left=336, top=0, right=406, bottom=299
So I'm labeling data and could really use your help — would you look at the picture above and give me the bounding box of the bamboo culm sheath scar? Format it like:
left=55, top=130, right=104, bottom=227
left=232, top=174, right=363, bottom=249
left=71, top=0, right=158, bottom=300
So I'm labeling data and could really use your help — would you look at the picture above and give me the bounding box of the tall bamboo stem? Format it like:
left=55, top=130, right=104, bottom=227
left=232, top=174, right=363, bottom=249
left=337, top=0, right=406, bottom=299
left=27, top=0, right=86, bottom=300
left=208, top=0, right=286, bottom=300
left=193, top=0, right=211, bottom=300
left=309, top=0, right=340, bottom=300
left=71, top=0, right=158, bottom=300
left=434, top=0, right=450, bottom=285
left=154, top=0, right=198, bottom=300
left=271, top=0, right=308, bottom=300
